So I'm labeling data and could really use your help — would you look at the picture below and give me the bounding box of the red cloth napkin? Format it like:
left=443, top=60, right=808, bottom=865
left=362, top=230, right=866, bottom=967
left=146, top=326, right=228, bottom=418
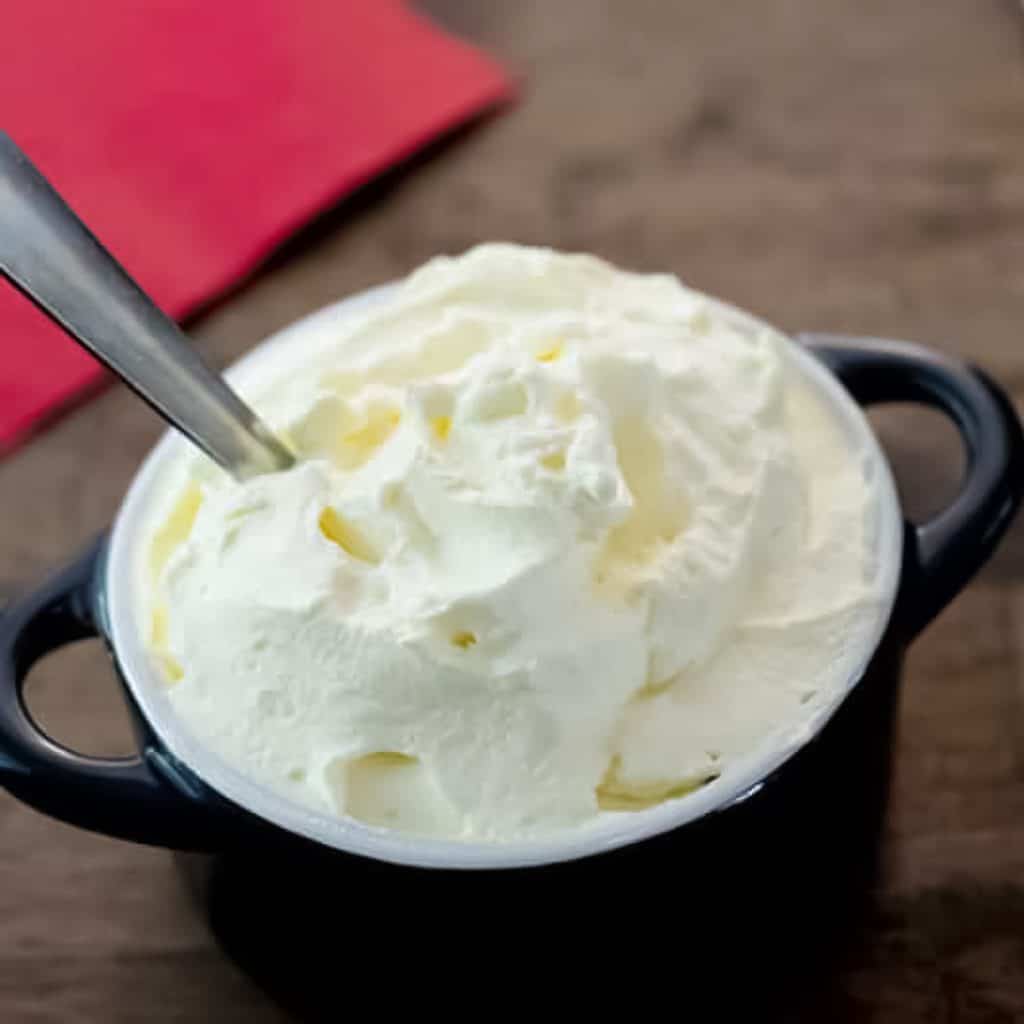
left=0, top=1, right=510, bottom=451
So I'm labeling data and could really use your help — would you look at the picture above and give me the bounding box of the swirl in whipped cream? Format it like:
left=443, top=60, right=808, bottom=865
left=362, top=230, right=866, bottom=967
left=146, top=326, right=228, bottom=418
left=141, top=244, right=885, bottom=839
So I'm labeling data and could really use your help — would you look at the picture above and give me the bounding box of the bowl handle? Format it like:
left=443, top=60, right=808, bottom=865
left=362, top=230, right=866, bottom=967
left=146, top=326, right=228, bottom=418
left=800, top=334, right=1024, bottom=639
left=0, top=535, right=232, bottom=848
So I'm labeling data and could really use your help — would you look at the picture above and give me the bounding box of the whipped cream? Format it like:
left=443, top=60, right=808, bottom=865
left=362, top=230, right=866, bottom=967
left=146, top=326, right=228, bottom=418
left=141, top=244, right=886, bottom=840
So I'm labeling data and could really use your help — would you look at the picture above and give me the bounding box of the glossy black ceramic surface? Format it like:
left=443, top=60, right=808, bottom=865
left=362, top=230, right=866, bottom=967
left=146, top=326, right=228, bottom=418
left=0, top=334, right=1021, bottom=1014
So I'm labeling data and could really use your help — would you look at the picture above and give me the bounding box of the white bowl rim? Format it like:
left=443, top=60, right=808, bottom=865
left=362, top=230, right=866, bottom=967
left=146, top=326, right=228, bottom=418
left=106, top=284, right=904, bottom=870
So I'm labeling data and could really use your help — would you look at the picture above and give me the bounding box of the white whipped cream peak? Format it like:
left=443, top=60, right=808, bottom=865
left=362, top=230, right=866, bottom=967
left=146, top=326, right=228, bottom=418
left=142, top=244, right=885, bottom=840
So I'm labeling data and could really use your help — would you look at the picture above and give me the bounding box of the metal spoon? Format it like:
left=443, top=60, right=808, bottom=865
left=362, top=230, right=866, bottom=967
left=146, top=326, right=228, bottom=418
left=0, top=132, right=294, bottom=479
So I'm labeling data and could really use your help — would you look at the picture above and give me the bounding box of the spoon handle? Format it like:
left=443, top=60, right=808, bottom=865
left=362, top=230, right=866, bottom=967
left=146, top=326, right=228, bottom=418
left=0, top=132, right=293, bottom=478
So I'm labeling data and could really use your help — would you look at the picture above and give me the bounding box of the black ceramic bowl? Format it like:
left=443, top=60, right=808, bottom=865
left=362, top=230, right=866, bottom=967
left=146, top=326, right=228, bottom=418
left=1, top=297, right=1021, bottom=1010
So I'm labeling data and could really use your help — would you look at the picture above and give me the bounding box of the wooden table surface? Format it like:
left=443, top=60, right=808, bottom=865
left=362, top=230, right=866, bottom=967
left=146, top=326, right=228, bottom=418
left=4, top=1, right=1024, bottom=1019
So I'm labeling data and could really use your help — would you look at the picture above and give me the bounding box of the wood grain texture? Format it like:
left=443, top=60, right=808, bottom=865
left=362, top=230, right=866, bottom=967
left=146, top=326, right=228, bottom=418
left=3, top=0, right=1024, bottom=1019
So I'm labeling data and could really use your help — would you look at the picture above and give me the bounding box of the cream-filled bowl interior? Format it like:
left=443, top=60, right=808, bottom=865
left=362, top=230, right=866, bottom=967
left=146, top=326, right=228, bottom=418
left=106, top=250, right=902, bottom=869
